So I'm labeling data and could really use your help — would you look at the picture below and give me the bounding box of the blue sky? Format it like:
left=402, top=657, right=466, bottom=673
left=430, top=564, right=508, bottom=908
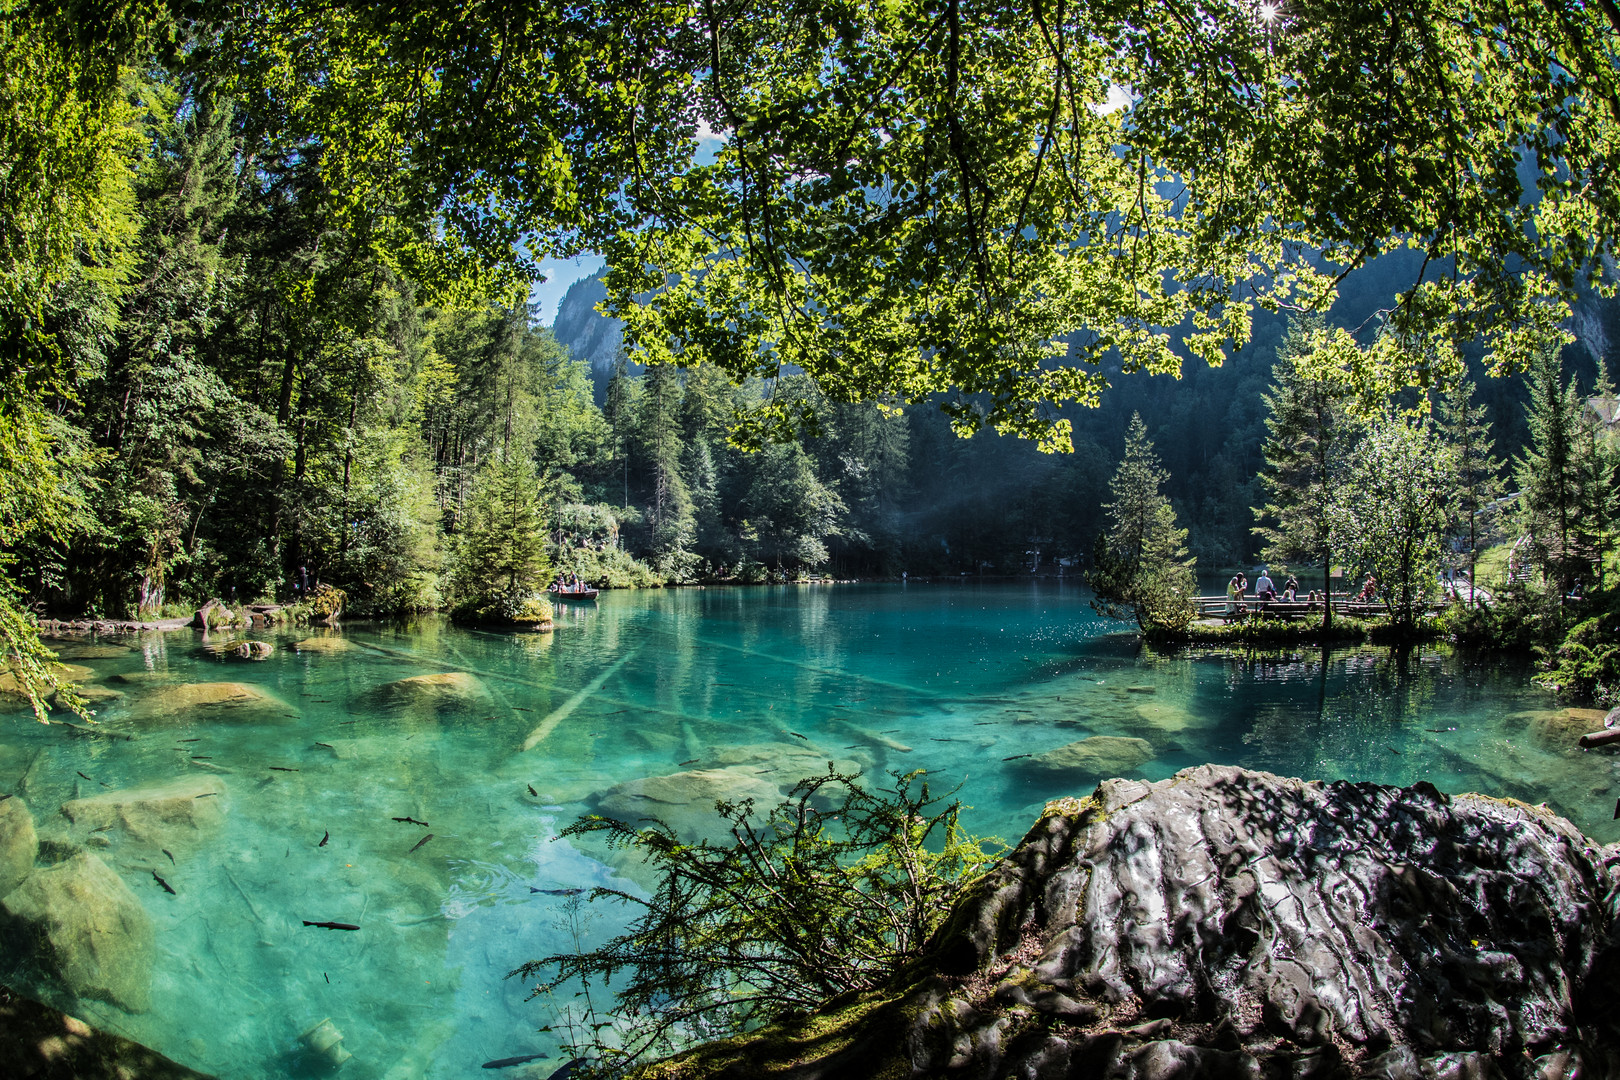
left=529, top=253, right=607, bottom=325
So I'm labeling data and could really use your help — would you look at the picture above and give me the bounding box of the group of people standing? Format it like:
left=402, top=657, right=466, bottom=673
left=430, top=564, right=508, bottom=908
left=1224, top=569, right=1306, bottom=613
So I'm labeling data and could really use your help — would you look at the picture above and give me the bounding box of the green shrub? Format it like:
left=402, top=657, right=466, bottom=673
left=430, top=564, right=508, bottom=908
left=512, top=769, right=1000, bottom=1071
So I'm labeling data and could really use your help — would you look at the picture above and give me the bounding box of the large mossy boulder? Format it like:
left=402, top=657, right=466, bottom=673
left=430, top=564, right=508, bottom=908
left=293, top=635, right=351, bottom=653
left=61, top=777, right=227, bottom=851
left=372, top=671, right=489, bottom=710
left=594, top=768, right=782, bottom=843
left=645, top=765, right=1620, bottom=1080
left=0, top=796, right=38, bottom=898
left=0, top=851, right=155, bottom=1013
left=1024, top=734, right=1155, bottom=776
left=701, top=742, right=866, bottom=794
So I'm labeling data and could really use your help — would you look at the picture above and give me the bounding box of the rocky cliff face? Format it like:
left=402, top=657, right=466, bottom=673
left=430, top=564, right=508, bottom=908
left=644, top=765, right=1620, bottom=1080
left=551, top=274, right=634, bottom=399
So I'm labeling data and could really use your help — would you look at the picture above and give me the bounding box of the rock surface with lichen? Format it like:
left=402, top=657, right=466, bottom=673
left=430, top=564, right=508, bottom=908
left=638, top=764, right=1620, bottom=1080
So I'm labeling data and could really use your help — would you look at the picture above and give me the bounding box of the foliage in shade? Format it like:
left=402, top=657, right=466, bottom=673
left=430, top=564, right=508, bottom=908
left=1439, top=378, right=1504, bottom=610
left=511, top=769, right=999, bottom=1071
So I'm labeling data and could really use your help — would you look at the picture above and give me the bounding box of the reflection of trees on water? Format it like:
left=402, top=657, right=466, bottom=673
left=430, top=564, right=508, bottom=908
left=1236, top=646, right=1444, bottom=785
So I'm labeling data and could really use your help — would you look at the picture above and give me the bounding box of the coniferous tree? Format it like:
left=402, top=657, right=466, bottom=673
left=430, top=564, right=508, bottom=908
left=637, top=363, right=697, bottom=580
left=451, top=453, right=554, bottom=622
left=1514, top=345, right=1584, bottom=599
left=1573, top=361, right=1619, bottom=595
left=1087, top=414, right=1196, bottom=632
left=1255, top=316, right=1358, bottom=628
left=1439, top=378, right=1503, bottom=607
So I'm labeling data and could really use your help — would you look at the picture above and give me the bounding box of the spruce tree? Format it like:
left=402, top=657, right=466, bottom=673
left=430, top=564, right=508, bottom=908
left=452, top=453, right=553, bottom=620
left=1255, top=316, right=1358, bottom=629
left=637, top=363, right=697, bottom=580
left=1087, top=414, right=1196, bottom=632
left=1439, top=378, right=1502, bottom=607
left=1514, top=345, right=1583, bottom=599
left=1573, top=361, right=1619, bottom=594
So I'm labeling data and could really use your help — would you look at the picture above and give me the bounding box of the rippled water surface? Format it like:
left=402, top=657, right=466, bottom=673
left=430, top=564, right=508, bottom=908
left=2, top=583, right=1611, bottom=1077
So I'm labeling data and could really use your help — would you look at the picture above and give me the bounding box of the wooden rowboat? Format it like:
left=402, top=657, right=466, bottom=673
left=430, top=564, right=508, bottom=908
left=551, top=587, right=599, bottom=601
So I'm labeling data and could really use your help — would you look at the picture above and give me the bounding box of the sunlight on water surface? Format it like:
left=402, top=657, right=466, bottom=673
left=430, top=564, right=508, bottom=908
left=1, top=583, right=1611, bottom=1077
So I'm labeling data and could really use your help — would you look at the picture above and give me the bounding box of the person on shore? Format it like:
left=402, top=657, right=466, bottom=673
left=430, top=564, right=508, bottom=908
left=1226, top=575, right=1242, bottom=615
left=1256, top=569, right=1275, bottom=602
left=1283, top=575, right=1299, bottom=601
left=1357, top=574, right=1377, bottom=602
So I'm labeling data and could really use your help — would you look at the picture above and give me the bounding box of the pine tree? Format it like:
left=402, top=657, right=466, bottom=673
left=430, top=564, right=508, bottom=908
left=1439, top=378, right=1502, bottom=608
left=1255, top=316, right=1358, bottom=629
left=1514, top=345, right=1584, bottom=599
left=1573, top=360, right=1619, bottom=594
left=452, top=453, right=554, bottom=621
left=637, top=363, right=697, bottom=580
left=1087, top=414, right=1196, bottom=632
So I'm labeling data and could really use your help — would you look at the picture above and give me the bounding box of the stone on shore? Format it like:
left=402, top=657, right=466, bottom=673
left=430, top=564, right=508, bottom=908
left=594, top=768, right=781, bottom=842
left=1024, top=734, right=1155, bottom=776
left=647, top=765, right=1620, bottom=1079
left=0, top=796, right=38, bottom=899
left=61, top=777, right=227, bottom=850
left=0, top=851, right=155, bottom=1013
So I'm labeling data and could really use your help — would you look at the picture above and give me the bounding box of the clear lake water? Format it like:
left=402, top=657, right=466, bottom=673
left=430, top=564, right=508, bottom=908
left=1, top=582, right=1614, bottom=1077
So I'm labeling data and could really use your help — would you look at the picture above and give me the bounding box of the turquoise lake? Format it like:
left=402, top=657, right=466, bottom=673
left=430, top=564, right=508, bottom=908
left=2, top=583, right=1614, bottom=1078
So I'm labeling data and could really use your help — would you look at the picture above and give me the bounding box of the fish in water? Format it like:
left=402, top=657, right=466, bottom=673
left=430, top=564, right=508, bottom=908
left=314, top=742, right=334, bottom=749
left=530, top=888, right=585, bottom=896
left=268, top=766, right=299, bottom=772
left=512, top=706, right=533, bottom=713
left=152, top=870, right=176, bottom=895
left=178, top=738, right=201, bottom=742
left=393, top=816, right=429, bottom=827
left=678, top=758, right=699, bottom=766
left=526, top=784, right=538, bottom=797
left=303, top=921, right=360, bottom=931
left=1001, top=754, right=1031, bottom=761
left=190, top=755, right=213, bottom=760
left=789, top=731, right=808, bottom=740
left=407, top=834, right=434, bottom=854
left=76, top=771, right=92, bottom=781
left=194, top=792, right=218, bottom=799
left=483, top=1053, right=549, bottom=1069
left=162, top=849, right=175, bottom=865
left=1388, top=746, right=1402, bottom=755
left=318, top=831, right=329, bottom=848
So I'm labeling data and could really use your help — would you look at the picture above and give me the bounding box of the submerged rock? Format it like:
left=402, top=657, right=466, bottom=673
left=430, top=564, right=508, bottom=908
left=128, top=681, right=287, bottom=721
left=700, top=742, right=866, bottom=793
left=0, top=990, right=210, bottom=1079
left=372, top=671, right=489, bottom=709
left=56, top=684, right=125, bottom=708
left=0, top=796, right=38, bottom=898
left=293, top=635, right=351, bottom=653
left=50, top=643, right=134, bottom=660
left=594, top=768, right=782, bottom=842
left=0, top=851, right=155, bottom=1013
left=61, top=776, right=227, bottom=850
left=648, top=765, right=1620, bottom=1079
left=0, top=665, right=97, bottom=712
left=1024, top=734, right=1155, bottom=776
left=1528, top=706, right=1611, bottom=744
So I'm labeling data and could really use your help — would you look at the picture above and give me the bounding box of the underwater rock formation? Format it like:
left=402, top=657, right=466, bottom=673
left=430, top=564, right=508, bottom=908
left=61, top=777, right=227, bottom=851
left=372, top=671, right=489, bottom=709
left=127, top=681, right=286, bottom=722
left=594, top=768, right=783, bottom=842
left=0, top=852, right=155, bottom=1013
left=1024, top=735, right=1155, bottom=776
left=0, top=797, right=38, bottom=898
left=642, top=765, right=1620, bottom=1079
